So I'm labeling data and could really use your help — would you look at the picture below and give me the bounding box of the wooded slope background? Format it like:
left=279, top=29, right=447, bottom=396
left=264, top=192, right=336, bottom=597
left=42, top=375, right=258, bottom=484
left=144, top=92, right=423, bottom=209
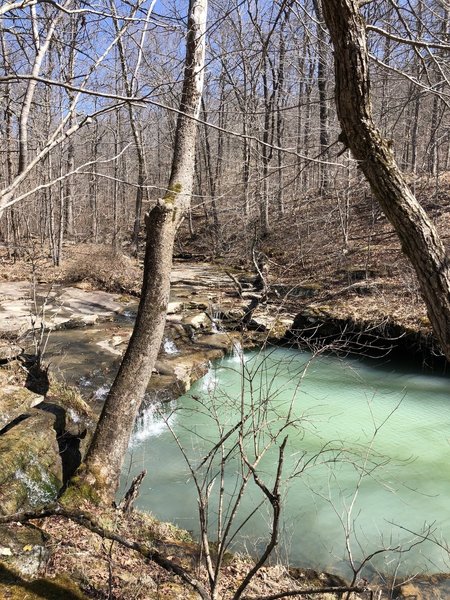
left=1, top=0, right=449, bottom=327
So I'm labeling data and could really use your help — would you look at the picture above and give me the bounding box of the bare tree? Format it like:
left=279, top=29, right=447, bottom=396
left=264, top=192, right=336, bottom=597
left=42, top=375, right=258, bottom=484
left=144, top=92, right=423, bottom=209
left=321, top=0, right=450, bottom=362
left=69, top=0, right=208, bottom=504
left=0, top=0, right=147, bottom=222
left=110, top=0, right=154, bottom=255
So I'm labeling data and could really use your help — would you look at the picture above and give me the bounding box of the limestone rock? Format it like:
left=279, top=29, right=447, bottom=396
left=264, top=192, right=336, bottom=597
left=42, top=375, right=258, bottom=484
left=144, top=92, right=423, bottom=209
left=0, top=524, right=49, bottom=577
left=395, top=576, right=450, bottom=600
left=248, top=308, right=293, bottom=335
left=0, top=340, right=22, bottom=362
left=167, top=301, right=184, bottom=314
left=0, top=386, right=43, bottom=430
left=182, top=312, right=210, bottom=329
left=0, top=409, right=63, bottom=515
left=57, top=287, right=125, bottom=316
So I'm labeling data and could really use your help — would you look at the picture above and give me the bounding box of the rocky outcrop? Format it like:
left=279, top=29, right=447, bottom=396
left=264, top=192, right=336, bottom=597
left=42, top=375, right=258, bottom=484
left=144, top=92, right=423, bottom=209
left=0, top=524, right=49, bottom=577
left=0, top=409, right=63, bottom=515
left=0, top=282, right=133, bottom=335
left=0, top=563, right=88, bottom=600
left=393, top=574, right=450, bottom=599
left=288, top=308, right=444, bottom=368
left=0, top=375, right=94, bottom=515
left=0, top=386, right=43, bottom=430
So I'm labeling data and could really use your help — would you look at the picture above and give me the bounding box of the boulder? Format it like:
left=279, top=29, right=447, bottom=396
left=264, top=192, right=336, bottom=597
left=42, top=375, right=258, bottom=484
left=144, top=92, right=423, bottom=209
left=395, top=575, right=450, bottom=600
left=0, top=409, right=63, bottom=515
left=0, top=386, right=43, bottom=431
left=0, top=524, right=49, bottom=577
left=0, top=565, right=88, bottom=600
left=0, top=340, right=22, bottom=363
left=182, top=312, right=210, bottom=330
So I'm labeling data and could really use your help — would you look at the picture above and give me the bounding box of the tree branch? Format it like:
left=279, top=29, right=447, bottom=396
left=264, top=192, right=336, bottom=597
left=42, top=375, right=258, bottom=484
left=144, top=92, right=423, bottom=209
left=0, top=505, right=210, bottom=600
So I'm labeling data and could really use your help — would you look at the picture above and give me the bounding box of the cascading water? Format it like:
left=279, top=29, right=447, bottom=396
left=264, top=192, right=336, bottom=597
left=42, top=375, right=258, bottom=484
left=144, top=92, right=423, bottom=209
left=163, top=337, right=179, bottom=355
left=208, top=306, right=223, bottom=333
left=231, top=340, right=244, bottom=363
left=131, top=400, right=177, bottom=445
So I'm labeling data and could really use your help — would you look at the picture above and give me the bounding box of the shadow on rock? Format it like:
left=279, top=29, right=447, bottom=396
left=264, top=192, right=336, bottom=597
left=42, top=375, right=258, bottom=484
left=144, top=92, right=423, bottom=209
left=0, top=563, right=87, bottom=599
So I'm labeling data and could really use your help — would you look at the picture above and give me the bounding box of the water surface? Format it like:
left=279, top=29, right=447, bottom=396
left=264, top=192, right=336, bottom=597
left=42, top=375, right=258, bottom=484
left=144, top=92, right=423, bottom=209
left=121, top=347, right=450, bottom=578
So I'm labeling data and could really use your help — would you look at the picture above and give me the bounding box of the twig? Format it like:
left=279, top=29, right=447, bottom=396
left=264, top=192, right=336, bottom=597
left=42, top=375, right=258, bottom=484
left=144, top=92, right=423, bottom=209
left=116, top=469, right=147, bottom=514
left=242, top=585, right=369, bottom=599
left=225, top=270, right=244, bottom=298
left=0, top=505, right=210, bottom=600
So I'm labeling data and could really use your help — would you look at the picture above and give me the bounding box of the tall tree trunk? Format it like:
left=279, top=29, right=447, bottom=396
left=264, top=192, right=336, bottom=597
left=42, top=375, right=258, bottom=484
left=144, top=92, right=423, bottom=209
left=312, top=0, right=330, bottom=193
left=321, top=0, right=450, bottom=361
left=63, top=14, right=79, bottom=237
left=68, top=0, right=208, bottom=505
left=17, top=5, right=63, bottom=175
left=89, top=122, right=100, bottom=242
left=201, top=98, right=220, bottom=248
left=260, top=51, right=275, bottom=235
left=276, top=22, right=286, bottom=216
left=0, top=21, right=13, bottom=249
left=110, top=0, right=150, bottom=256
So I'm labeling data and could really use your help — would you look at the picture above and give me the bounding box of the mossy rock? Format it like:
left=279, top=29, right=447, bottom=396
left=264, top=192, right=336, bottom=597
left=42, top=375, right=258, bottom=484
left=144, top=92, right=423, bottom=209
left=47, top=379, right=93, bottom=423
left=0, top=563, right=88, bottom=600
left=0, top=524, right=49, bottom=577
left=44, top=379, right=95, bottom=461
left=0, top=410, right=62, bottom=515
left=0, top=385, right=43, bottom=430
left=59, top=471, right=100, bottom=509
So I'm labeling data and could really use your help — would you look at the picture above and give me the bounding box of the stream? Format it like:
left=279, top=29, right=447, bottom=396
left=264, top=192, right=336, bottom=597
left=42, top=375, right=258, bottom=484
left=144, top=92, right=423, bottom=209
left=44, top=327, right=450, bottom=579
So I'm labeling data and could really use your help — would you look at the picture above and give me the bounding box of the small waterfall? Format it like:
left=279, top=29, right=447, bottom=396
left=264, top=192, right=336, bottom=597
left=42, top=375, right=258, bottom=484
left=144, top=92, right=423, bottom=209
left=209, top=306, right=223, bottom=333
left=122, top=309, right=136, bottom=320
left=163, top=337, right=179, bottom=355
left=79, top=376, right=92, bottom=388
left=201, top=362, right=218, bottom=393
left=131, top=402, right=175, bottom=445
left=231, top=341, right=244, bottom=363
left=93, top=384, right=110, bottom=401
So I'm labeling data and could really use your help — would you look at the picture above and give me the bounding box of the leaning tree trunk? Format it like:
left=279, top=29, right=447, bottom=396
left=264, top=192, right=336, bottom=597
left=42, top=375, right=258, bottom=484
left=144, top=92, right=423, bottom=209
left=68, top=0, right=208, bottom=505
left=321, top=0, right=450, bottom=362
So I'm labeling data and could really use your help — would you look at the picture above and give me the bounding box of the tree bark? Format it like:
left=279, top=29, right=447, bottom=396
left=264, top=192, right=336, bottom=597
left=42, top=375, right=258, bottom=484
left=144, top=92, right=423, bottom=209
left=110, top=0, right=149, bottom=256
left=312, top=0, right=330, bottom=193
left=321, top=0, right=450, bottom=361
left=69, top=0, right=208, bottom=505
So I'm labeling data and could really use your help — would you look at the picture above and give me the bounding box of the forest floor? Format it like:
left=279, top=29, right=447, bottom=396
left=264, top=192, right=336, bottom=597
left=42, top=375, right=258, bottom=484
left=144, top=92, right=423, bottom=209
left=179, top=174, right=450, bottom=336
left=0, top=229, right=432, bottom=338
